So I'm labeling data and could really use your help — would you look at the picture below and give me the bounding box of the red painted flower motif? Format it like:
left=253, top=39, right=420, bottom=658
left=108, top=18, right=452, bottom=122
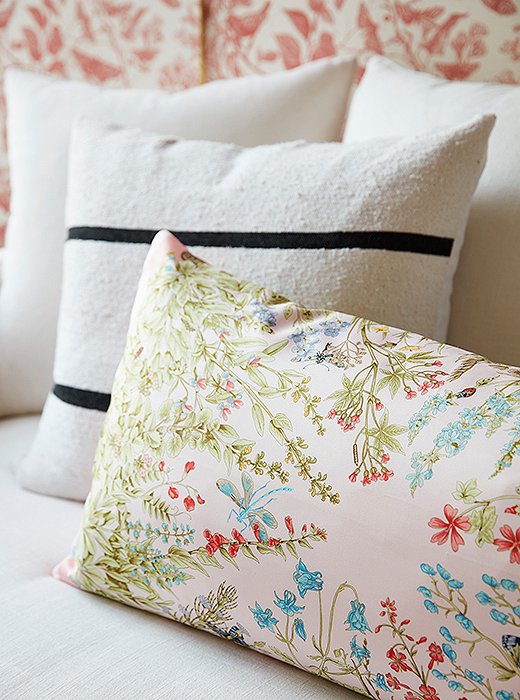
left=284, top=515, right=294, bottom=535
left=427, top=642, right=444, bottom=669
left=428, top=504, right=471, bottom=552
left=405, top=389, right=417, bottom=400
left=231, top=528, right=246, bottom=544
left=167, top=486, right=179, bottom=499
left=228, top=542, right=239, bottom=557
left=386, top=647, right=412, bottom=672
left=385, top=673, right=410, bottom=690
left=196, top=494, right=205, bottom=505
left=252, top=523, right=264, bottom=542
left=183, top=495, right=195, bottom=512
left=184, top=460, right=195, bottom=473
left=380, top=597, right=397, bottom=623
left=493, top=524, right=520, bottom=564
left=418, top=685, right=440, bottom=700
left=204, top=530, right=229, bottom=556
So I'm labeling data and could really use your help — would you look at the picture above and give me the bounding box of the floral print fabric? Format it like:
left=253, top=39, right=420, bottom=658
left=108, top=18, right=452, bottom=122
left=60, top=244, right=520, bottom=698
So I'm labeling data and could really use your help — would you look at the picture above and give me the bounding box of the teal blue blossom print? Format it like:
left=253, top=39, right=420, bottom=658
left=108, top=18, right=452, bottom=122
left=293, top=559, right=323, bottom=597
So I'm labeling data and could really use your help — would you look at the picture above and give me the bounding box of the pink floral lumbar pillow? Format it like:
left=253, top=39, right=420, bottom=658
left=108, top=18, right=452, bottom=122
left=56, top=231, right=520, bottom=698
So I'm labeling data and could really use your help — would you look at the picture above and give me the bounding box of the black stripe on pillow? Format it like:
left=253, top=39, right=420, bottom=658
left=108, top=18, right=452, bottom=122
left=53, top=384, right=111, bottom=412
left=68, top=226, right=454, bottom=257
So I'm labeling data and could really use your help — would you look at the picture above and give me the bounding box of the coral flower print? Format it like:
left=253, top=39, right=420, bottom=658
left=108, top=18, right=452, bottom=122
left=493, top=525, right=520, bottom=564
left=387, top=647, right=412, bottom=672
left=428, top=504, right=471, bottom=552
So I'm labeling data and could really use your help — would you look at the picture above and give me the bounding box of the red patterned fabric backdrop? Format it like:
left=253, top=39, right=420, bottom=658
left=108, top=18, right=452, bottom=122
left=205, top=0, right=520, bottom=83
left=0, top=0, right=519, bottom=245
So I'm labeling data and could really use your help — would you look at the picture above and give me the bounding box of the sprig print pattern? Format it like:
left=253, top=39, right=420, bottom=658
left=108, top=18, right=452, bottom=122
left=248, top=560, right=520, bottom=696
left=61, top=245, right=520, bottom=699
left=407, top=357, right=520, bottom=496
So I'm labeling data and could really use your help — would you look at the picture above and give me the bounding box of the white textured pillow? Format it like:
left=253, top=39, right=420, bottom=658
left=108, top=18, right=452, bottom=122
left=0, top=57, right=356, bottom=417
left=345, top=56, right=520, bottom=366
left=19, top=115, right=495, bottom=500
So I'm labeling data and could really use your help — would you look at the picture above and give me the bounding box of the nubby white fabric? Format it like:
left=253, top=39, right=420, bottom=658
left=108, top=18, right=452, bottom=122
left=0, top=57, right=356, bottom=417
left=345, top=56, right=520, bottom=366
left=19, top=116, right=494, bottom=500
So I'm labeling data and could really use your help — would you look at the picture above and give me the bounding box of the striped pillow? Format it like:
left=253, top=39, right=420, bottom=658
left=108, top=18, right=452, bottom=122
left=19, top=116, right=494, bottom=500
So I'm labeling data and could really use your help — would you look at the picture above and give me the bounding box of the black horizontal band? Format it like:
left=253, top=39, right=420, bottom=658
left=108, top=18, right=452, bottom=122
left=68, top=226, right=453, bottom=256
left=53, top=384, right=111, bottom=412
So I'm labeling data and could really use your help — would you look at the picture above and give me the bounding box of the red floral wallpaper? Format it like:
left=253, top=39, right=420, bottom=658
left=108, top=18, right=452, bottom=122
left=205, top=1, right=520, bottom=83
left=0, top=0, right=519, bottom=246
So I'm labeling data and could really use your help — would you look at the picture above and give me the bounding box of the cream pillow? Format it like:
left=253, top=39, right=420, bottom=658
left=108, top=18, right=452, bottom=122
left=0, top=57, right=356, bottom=417
left=19, top=115, right=495, bottom=500
left=344, top=56, right=520, bottom=366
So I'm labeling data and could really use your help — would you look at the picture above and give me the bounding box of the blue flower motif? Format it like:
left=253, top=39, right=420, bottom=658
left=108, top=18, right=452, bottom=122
left=490, top=608, right=508, bottom=625
left=483, top=574, right=499, bottom=588
left=448, top=578, right=464, bottom=589
left=486, top=393, right=513, bottom=418
left=500, top=578, right=518, bottom=591
left=442, top=643, right=457, bottom=661
left=273, top=590, right=305, bottom=617
left=476, top=591, right=493, bottom=605
left=496, top=691, right=514, bottom=700
left=465, top=669, right=484, bottom=684
left=319, top=318, right=350, bottom=337
left=374, top=673, right=390, bottom=691
left=293, top=560, right=323, bottom=598
left=350, top=635, right=370, bottom=662
left=459, top=406, right=487, bottom=429
left=448, top=680, right=462, bottom=691
left=513, top=605, right=520, bottom=616
left=434, top=421, right=472, bottom=456
left=430, top=393, right=450, bottom=415
left=294, top=618, right=306, bottom=641
left=345, top=600, right=371, bottom=633
left=249, top=602, right=279, bottom=632
left=420, top=563, right=436, bottom=576
left=417, top=586, right=433, bottom=598
left=432, top=669, right=448, bottom=681
left=424, top=600, right=439, bottom=614
left=250, top=301, right=277, bottom=328
left=408, top=412, right=431, bottom=433
left=455, top=613, right=474, bottom=632
left=406, top=453, right=433, bottom=491
left=439, top=626, right=455, bottom=643
left=436, top=564, right=451, bottom=580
